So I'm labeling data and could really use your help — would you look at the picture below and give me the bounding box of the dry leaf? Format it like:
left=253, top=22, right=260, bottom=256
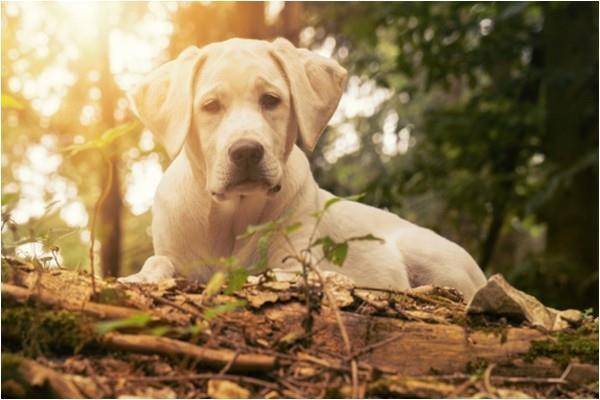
left=207, top=379, right=250, bottom=399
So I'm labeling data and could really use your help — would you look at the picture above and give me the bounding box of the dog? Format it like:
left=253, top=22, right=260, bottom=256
left=118, top=38, right=487, bottom=300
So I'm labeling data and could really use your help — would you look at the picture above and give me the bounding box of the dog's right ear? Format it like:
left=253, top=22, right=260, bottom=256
left=127, top=46, right=206, bottom=159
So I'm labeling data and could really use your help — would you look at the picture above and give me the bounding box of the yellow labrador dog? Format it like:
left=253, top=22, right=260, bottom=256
left=119, top=38, right=486, bottom=299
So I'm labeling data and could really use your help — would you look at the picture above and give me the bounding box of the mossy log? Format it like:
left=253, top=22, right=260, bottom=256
left=1, top=261, right=597, bottom=398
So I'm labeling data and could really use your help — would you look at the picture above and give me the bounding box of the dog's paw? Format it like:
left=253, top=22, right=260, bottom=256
left=117, top=255, right=175, bottom=284
left=117, top=272, right=150, bottom=284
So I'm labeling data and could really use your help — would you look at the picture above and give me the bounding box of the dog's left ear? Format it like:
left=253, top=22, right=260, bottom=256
left=127, top=46, right=207, bottom=159
left=270, top=38, right=347, bottom=151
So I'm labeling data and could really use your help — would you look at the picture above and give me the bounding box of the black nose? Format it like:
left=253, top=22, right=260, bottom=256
left=228, top=139, right=264, bottom=167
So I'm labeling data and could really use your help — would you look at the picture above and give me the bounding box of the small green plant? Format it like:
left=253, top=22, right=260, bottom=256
left=238, top=193, right=384, bottom=341
left=185, top=193, right=384, bottom=398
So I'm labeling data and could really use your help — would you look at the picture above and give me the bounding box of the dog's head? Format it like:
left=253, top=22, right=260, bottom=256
left=128, top=38, right=347, bottom=200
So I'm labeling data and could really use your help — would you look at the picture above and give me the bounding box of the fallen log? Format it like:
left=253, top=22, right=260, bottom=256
left=2, top=262, right=597, bottom=398
left=263, top=302, right=553, bottom=377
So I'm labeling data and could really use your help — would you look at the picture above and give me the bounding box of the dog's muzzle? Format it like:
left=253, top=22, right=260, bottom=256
left=210, top=139, right=281, bottom=200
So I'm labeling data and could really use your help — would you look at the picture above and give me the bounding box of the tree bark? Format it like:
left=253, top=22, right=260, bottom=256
left=97, top=6, right=123, bottom=278
left=232, top=2, right=267, bottom=39
left=279, top=2, right=304, bottom=45
left=541, top=3, right=599, bottom=307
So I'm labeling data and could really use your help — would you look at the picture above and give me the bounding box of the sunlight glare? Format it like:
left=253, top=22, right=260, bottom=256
left=125, top=154, right=163, bottom=215
left=15, top=242, right=63, bottom=268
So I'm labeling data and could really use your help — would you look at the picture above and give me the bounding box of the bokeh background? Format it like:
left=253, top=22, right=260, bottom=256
left=1, top=2, right=597, bottom=311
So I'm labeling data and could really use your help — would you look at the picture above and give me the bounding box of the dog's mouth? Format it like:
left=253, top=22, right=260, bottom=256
left=209, top=157, right=283, bottom=201
left=210, top=173, right=281, bottom=200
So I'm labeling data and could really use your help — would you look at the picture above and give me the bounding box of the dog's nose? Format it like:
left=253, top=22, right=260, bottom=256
left=228, top=139, right=264, bottom=167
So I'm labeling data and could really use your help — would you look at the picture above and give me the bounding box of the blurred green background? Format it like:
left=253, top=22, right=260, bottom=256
left=1, top=2, right=597, bottom=311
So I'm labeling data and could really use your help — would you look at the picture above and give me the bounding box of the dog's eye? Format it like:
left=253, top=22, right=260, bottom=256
left=201, top=99, right=221, bottom=113
left=260, top=93, right=281, bottom=110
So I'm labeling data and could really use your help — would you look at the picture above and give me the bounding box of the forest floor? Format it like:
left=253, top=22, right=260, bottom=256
left=1, top=255, right=598, bottom=399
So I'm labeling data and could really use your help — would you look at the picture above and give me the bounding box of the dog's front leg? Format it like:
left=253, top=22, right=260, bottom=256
left=117, top=255, right=176, bottom=284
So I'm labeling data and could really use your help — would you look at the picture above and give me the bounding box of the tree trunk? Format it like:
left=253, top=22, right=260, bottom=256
left=279, top=2, right=304, bottom=45
left=232, top=2, right=266, bottom=39
left=97, top=6, right=122, bottom=278
left=541, top=3, right=598, bottom=306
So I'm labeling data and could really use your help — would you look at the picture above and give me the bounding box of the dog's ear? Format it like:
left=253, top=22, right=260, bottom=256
left=127, top=46, right=207, bottom=159
left=270, top=38, right=347, bottom=151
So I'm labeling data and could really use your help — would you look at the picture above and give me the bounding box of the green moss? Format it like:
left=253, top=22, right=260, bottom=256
left=94, top=287, right=129, bottom=305
left=525, top=324, right=599, bottom=367
left=464, top=314, right=509, bottom=343
left=1, top=306, right=98, bottom=357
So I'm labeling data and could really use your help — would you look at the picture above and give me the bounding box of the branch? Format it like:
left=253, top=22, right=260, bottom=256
left=101, top=332, right=277, bottom=372
left=2, top=283, right=139, bottom=320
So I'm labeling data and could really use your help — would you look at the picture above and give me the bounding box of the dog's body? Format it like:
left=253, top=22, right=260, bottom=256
left=120, top=38, right=486, bottom=299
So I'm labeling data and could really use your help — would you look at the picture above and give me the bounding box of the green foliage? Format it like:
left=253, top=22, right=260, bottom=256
left=95, top=314, right=152, bottom=335
left=95, top=287, right=129, bottom=306
left=203, top=300, right=246, bottom=320
left=313, top=236, right=349, bottom=266
left=308, top=2, right=598, bottom=311
left=62, top=120, right=141, bottom=157
left=203, top=271, right=226, bottom=298
left=224, top=268, right=249, bottom=295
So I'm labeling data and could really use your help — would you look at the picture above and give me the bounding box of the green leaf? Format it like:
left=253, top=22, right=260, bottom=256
left=347, top=233, right=385, bottom=244
left=328, top=242, right=349, bottom=266
left=148, top=326, right=171, bottom=336
left=284, top=222, right=302, bottom=234
left=237, top=220, right=278, bottom=240
left=99, top=120, right=141, bottom=145
left=181, top=322, right=207, bottom=336
left=62, top=120, right=140, bottom=157
left=203, top=271, right=226, bottom=297
left=203, top=300, right=246, bottom=320
left=224, top=268, right=249, bottom=295
left=313, top=193, right=367, bottom=219
left=1, top=94, right=24, bottom=109
left=95, top=314, right=152, bottom=334
left=312, top=236, right=349, bottom=266
left=252, top=234, right=271, bottom=273
left=1, top=193, right=18, bottom=207
left=323, top=197, right=343, bottom=211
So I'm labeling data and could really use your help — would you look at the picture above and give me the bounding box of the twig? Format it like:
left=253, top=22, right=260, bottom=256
left=88, top=152, right=114, bottom=296
left=139, top=287, right=204, bottom=320
left=276, top=376, right=305, bottom=398
left=355, top=285, right=459, bottom=308
left=483, top=363, right=497, bottom=396
left=559, top=363, right=573, bottom=381
left=310, top=265, right=359, bottom=398
left=119, top=373, right=278, bottom=390
left=218, top=350, right=240, bottom=375
left=2, top=283, right=140, bottom=320
left=345, top=331, right=405, bottom=361
left=423, top=372, right=571, bottom=386
left=101, top=332, right=277, bottom=372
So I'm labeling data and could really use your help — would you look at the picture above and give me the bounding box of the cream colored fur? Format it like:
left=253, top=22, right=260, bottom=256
left=119, top=38, right=486, bottom=300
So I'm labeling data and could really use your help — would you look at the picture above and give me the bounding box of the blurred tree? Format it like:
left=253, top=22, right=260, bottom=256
left=97, top=6, right=123, bottom=278
left=2, top=2, right=597, bottom=311
left=540, top=3, right=598, bottom=308
left=306, top=2, right=598, bottom=310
